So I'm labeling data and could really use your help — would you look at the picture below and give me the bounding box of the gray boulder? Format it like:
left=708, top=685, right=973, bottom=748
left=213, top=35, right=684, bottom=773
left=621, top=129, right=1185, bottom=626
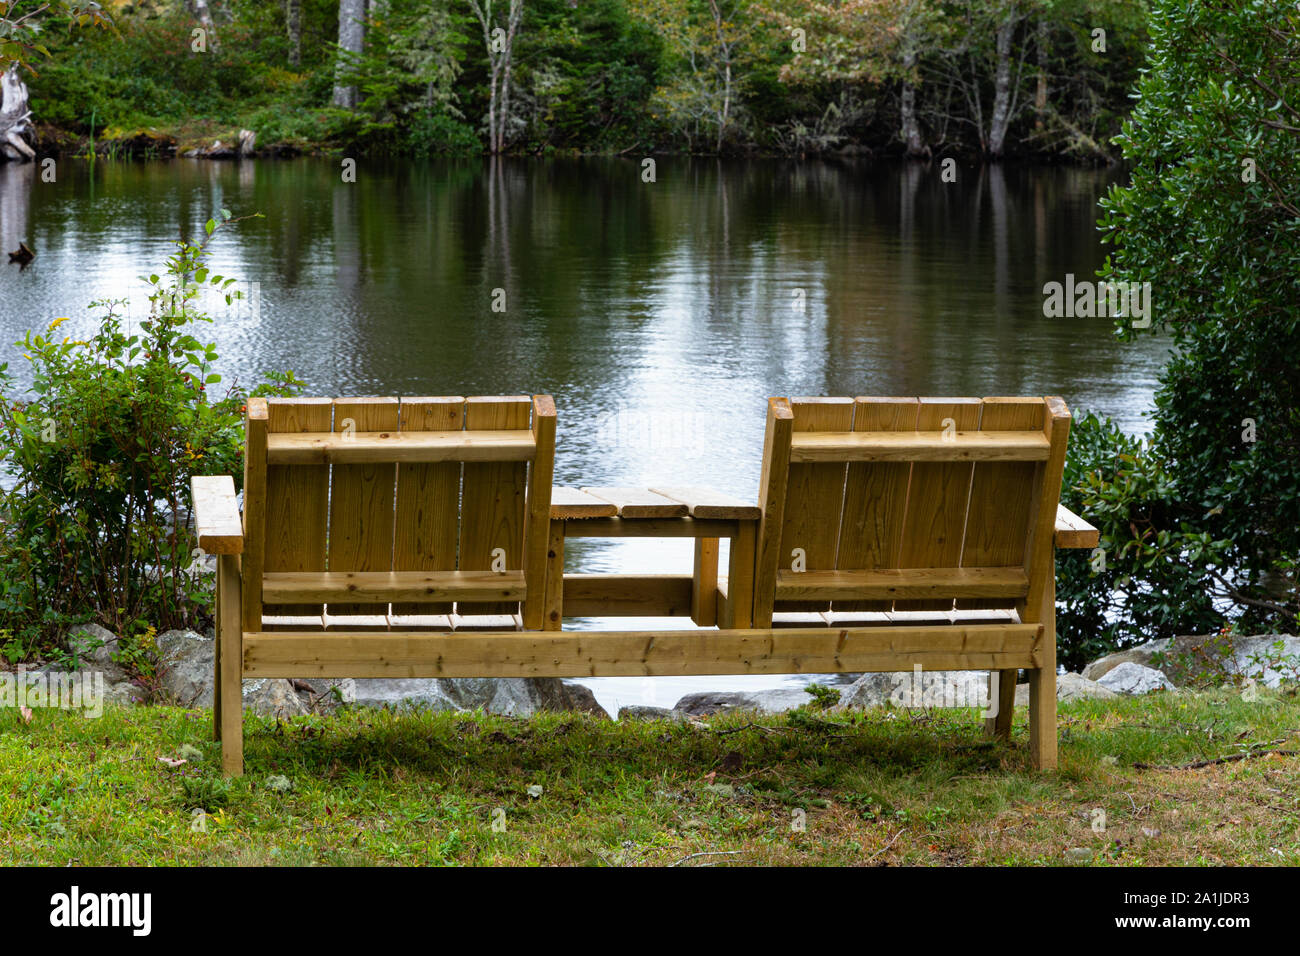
left=1083, top=634, right=1300, bottom=688
left=65, top=623, right=137, bottom=698
left=155, top=628, right=334, bottom=717
left=1097, top=661, right=1177, bottom=695
left=1014, top=672, right=1117, bottom=706
left=241, top=678, right=310, bottom=719
left=838, top=670, right=994, bottom=710
left=1082, top=639, right=1170, bottom=681
left=673, top=687, right=818, bottom=716
left=157, top=629, right=215, bottom=706
left=351, top=677, right=609, bottom=718
left=618, top=705, right=689, bottom=723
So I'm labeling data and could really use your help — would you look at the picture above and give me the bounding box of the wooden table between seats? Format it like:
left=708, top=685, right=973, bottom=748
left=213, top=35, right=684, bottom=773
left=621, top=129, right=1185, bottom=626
left=542, top=486, right=761, bottom=630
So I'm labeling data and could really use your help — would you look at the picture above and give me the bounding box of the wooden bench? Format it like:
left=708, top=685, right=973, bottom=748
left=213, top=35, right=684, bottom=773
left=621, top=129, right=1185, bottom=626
left=193, top=394, right=1096, bottom=776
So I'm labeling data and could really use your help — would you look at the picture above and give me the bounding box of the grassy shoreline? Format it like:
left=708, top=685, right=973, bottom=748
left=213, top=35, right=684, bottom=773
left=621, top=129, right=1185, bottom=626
left=2, top=688, right=1297, bottom=866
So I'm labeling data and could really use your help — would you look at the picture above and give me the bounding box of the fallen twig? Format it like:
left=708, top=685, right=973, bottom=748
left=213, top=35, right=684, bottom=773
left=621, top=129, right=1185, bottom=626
left=1135, top=749, right=1299, bottom=771
left=864, top=829, right=903, bottom=865
left=669, top=849, right=744, bottom=867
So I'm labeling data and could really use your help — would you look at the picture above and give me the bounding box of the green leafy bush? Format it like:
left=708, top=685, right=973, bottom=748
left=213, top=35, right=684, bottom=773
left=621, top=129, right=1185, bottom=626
left=0, top=212, right=301, bottom=660
left=1055, top=412, right=1227, bottom=672
left=1095, top=0, right=1300, bottom=634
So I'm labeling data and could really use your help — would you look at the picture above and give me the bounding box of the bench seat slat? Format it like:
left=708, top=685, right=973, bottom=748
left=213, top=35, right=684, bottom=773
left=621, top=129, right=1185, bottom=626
left=790, top=430, right=1051, bottom=462
left=775, top=567, right=1029, bottom=601
left=267, top=430, right=536, bottom=464
left=262, top=570, right=526, bottom=603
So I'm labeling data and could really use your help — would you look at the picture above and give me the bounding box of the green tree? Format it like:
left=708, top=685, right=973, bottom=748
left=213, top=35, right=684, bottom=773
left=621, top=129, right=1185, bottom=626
left=1089, top=0, right=1300, bottom=634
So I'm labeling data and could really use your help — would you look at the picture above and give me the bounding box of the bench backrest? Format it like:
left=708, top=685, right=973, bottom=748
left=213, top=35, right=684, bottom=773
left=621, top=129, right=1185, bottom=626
left=238, top=395, right=555, bottom=632
left=752, top=396, right=1070, bottom=626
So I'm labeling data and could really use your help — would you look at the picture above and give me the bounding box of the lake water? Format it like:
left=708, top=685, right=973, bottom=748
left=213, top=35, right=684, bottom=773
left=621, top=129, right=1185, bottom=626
left=0, top=157, right=1168, bottom=715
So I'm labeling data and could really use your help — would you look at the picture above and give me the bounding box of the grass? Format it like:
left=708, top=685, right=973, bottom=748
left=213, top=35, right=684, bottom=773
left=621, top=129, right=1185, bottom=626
left=1, top=688, right=1298, bottom=866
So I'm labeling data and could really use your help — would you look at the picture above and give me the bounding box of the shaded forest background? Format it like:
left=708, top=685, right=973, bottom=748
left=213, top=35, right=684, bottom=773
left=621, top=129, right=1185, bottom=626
left=21, top=0, right=1148, bottom=158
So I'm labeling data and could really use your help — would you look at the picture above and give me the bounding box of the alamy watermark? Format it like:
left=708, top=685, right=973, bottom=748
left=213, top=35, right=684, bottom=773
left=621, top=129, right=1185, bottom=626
left=1, top=666, right=104, bottom=718
left=1042, top=274, right=1152, bottom=328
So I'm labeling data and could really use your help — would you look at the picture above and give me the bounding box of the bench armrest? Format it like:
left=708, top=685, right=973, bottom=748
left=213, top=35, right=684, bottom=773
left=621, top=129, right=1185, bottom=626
left=1054, top=504, right=1099, bottom=550
left=191, top=475, right=244, bottom=554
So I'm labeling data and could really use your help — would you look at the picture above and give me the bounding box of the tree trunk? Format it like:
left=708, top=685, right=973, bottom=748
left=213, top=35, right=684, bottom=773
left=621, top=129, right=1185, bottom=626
left=987, top=11, right=1017, bottom=157
left=900, top=48, right=925, bottom=157
left=0, top=66, right=35, bottom=163
left=285, top=0, right=302, bottom=68
left=189, top=0, right=220, bottom=53
left=332, top=0, right=367, bottom=109
left=1034, top=19, right=1047, bottom=131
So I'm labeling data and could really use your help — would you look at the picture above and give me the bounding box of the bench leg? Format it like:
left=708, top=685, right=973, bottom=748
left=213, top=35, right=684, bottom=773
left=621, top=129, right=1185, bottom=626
left=1028, top=575, right=1058, bottom=771
left=691, top=537, right=719, bottom=626
left=217, top=554, right=244, bottom=776
left=542, top=519, right=565, bottom=631
left=984, top=668, right=1017, bottom=739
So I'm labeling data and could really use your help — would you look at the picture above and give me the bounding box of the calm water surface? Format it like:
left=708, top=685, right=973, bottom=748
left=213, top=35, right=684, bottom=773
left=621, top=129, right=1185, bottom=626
left=0, top=157, right=1168, bottom=713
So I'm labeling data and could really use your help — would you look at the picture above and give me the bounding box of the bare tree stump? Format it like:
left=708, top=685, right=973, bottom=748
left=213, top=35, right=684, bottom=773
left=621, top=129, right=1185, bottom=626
left=0, top=66, right=36, bottom=163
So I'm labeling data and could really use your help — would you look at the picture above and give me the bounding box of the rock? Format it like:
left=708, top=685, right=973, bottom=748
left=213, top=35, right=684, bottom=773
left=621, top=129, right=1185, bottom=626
left=350, top=677, right=609, bottom=717
left=242, top=678, right=310, bottom=718
left=156, top=629, right=315, bottom=716
left=237, top=129, right=256, bottom=157
left=1014, top=672, right=1117, bottom=707
left=285, top=677, right=356, bottom=714
left=1097, top=662, right=1177, bottom=695
left=674, top=687, right=819, bottom=716
left=66, top=623, right=129, bottom=683
left=838, top=670, right=993, bottom=710
left=1082, top=639, right=1170, bottom=682
left=1083, top=634, right=1300, bottom=688
left=618, top=705, right=688, bottom=723
left=156, top=629, right=214, bottom=706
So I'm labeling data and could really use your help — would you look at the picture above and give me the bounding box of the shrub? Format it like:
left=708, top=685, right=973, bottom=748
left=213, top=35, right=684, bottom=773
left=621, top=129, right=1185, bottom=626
left=1096, top=0, right=1300, bottom=633
left=1055, top=412, right=1227, bottom=672
left=0, top=212, right=302, bottom=659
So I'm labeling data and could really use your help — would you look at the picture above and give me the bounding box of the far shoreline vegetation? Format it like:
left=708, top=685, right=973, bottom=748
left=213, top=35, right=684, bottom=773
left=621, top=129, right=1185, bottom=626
left=12, top=0, right=1146, bottom=162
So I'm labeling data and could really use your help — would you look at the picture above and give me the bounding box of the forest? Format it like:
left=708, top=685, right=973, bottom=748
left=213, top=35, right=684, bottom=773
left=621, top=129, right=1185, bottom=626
left=2, top=0, right=1149, bottom=159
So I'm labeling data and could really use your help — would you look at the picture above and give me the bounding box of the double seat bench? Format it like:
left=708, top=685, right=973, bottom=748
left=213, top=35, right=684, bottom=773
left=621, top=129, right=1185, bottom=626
left=192, top=394, right=1098, bottom=776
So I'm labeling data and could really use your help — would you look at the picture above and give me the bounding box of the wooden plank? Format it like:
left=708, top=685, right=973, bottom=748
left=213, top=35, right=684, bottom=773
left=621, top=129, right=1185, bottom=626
left=217, top=554, right=243, bottom=776
left=328, top=398, right=400, bottom=616
left=724, top=519, right=757, bottom=627
left=562, top=573, right=693, bottom=617
left=1025, top=397, right=1071, bottom=771
left=266, top=429, right=535, bottom=464
left=648, top=486, right=762, bottom=520
left=264, top=398, right=333, bottom=616
left=775, top=567, right=1028, bottom=601
left=895, top=398, right=982, bottom=612
left=393, top=397, right=464, bottom=616
left=776, top=398, right=855, bottom=613
left=580, top=487, right=689, bottom=518
left=789, top=430, right=1051, bottom=462
left=959, top=398, right=1044, bottom=612
left=836, top=397, right=918, bottom=613
left=692, top=538, right=719, bottom=625
left=1055, top=504, right=1099, bottom=549
left=550, top=486, right=618, bottom=519
left=752, top=398, right=794, bottom=627
left=263, top=570, right=526, bottom=603
left=243, top=623, right=1044, bottom=678
left=458, top=397, right=531, bottom=616
left=241, top=399, right=269, bottom=633
left=561, top=517, right=738, bottom=538
left=522, top=396, right=557, bottom=630
left=191, top=475, right=243, bottom=555
left=542, top=519, right=566, bottom=630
